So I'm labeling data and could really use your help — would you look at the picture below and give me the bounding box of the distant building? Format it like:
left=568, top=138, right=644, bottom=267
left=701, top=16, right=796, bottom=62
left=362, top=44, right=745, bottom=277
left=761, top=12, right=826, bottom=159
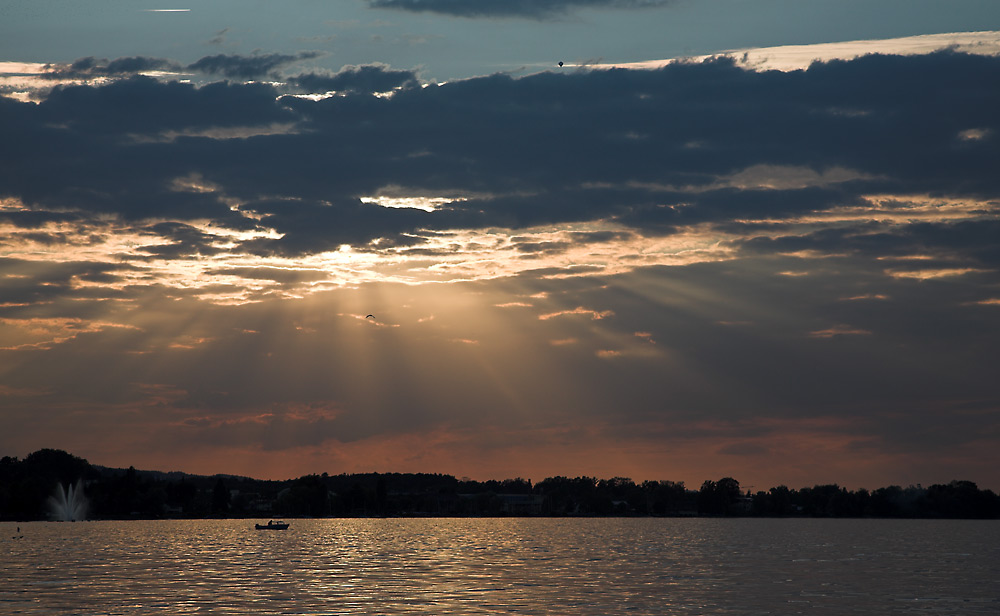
left=249, top=497, right=273, bottom=513
left=498, top=494, right=545, bottom=515
left=732, top=493, right=753, bottom=515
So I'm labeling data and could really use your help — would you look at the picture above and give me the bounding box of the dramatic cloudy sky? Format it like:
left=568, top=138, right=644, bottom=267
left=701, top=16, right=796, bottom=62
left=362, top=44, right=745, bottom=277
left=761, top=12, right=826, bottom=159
left=2, top=0, right=999, bottom=490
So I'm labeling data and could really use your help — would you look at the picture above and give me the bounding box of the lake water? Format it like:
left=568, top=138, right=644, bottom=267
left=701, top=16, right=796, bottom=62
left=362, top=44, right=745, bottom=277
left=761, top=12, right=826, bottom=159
left=2, top=518, right=998, bottom=615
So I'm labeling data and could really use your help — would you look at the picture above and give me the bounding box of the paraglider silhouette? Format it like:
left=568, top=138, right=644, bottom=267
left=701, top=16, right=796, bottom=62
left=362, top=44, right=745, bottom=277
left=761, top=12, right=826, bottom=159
left=366, top=314, right=375, bottom=320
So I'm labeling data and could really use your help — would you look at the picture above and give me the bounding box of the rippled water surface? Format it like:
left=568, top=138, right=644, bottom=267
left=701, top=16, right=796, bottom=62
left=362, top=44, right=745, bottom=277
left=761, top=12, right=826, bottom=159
left=3, top=518, right=998, bottom=614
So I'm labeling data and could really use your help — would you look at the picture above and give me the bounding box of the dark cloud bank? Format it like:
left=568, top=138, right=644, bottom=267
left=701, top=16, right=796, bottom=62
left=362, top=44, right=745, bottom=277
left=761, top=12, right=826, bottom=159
left=3, top=51, right=999, bottom=257
left=41, top=51, right=324, bottom=81
left=366, top=0, right=674, bottom=19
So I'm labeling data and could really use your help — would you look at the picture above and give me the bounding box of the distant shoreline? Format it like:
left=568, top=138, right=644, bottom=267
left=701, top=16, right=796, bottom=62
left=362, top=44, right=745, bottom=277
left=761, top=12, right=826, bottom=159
left=3, top=449, right=998, bottom=522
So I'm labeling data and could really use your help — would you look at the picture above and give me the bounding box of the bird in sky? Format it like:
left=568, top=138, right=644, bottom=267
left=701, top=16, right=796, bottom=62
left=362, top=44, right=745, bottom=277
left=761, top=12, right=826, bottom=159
left=366, top=314, right=375, bottom=320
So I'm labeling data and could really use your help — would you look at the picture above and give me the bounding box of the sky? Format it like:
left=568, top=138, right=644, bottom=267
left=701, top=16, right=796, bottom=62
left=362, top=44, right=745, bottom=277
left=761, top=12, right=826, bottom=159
left=2, top=0, right=1000, bottom=491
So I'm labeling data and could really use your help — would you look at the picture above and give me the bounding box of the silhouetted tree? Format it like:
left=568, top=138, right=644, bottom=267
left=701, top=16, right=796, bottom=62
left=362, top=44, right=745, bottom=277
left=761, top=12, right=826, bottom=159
left=752, top=485, right=795, bottom=516
left=698, top=477, right=742, bottom=515
left=347, top=482, right=367, bottom=514
left=275, top=475, right=330, bottom=517
left=536, top=476, right=599, bottom=515
left=798, top=484, right=857, bottom=517
left=501, top=478, right=532, bottom=494
left=164, top=478, right=198, bottom=515
left=925, top=481, right=1000, bottom=518
left=870, top=485, right=904, bottom=516
left=5, top=448, right=999, bottom=520
left=643, top=480, right=691, bottom=515
left=376, top=477, right=388, bottom=515
left=211, top=478, right=230, bottom=514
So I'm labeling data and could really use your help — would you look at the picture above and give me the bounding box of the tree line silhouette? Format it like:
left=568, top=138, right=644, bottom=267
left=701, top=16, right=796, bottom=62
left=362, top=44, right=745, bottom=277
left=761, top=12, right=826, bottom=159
left=2, top=449, right=998, bottom=521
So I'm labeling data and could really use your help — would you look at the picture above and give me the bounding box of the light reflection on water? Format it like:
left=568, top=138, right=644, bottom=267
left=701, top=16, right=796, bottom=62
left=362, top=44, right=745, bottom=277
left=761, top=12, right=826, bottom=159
left=3, top=518, right=998, bottom=614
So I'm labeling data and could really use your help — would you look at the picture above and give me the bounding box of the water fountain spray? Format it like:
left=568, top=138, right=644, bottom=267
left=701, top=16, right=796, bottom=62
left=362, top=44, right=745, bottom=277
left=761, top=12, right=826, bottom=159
left=47, top=479, right=88, bottom=521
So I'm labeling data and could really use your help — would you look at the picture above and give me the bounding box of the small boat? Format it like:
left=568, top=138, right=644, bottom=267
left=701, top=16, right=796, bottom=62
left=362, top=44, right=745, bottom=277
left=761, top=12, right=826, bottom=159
left=255, top=520, right=289, bottom=530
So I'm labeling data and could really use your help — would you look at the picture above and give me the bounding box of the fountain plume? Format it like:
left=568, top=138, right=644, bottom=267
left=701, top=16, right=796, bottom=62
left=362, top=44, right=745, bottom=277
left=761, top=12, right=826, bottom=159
left=47, top=479, right=88, bottom=521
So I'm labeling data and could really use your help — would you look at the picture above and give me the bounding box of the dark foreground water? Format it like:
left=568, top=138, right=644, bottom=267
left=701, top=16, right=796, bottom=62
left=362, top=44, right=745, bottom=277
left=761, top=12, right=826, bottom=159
left=2, top=518, right=998, bottom=615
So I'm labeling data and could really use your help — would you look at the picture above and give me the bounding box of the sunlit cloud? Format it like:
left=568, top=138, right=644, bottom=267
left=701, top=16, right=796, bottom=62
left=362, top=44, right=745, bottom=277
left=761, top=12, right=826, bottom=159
left=538, top=307, right=615, bottom=320
left=777, top=271, right=811, bottom=277
left=714, top=165, right=878, bottom=191
left=0, top=318, right=142, bottom=350
left=549, top=338, right=577, bottom=346
left=143, top=123, right=299, bottom=142
left=167, top=336, right=215, bottom=350
left=958, top=128, right=992, bottom=142
left=809, top=325, right=872, bottom=338
left=840, top=294, right=890, bottom=301
left=0, top=62, right=49, bottom=73
left=360, top=195, right=464, bottom=212
left=884, top=268, right=990, bottom=280
left=729, top=30, right=1000, bottom=71
left=634, top=331, right=655, bottom=344
left=593, top=30, right=1000, bottom=72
